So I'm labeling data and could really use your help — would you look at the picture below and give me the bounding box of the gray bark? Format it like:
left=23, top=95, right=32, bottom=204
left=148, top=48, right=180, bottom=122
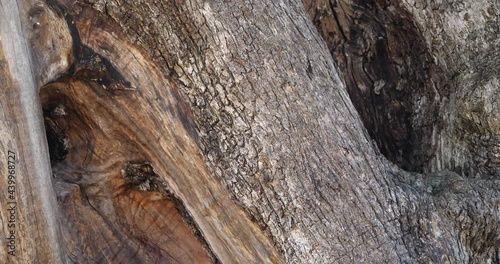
left=0, top=0, right=498, bottom=263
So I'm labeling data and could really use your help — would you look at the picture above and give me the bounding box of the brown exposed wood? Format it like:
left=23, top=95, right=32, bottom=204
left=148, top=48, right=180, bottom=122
left=2, top=0, right=280, bottom=263
left=39, top=1, right=280, bottom=263
left=41, top=79, right=213, bottom=263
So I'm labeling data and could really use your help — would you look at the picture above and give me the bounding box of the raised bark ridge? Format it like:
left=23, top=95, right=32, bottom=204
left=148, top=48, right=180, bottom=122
left=90, top=0, right=498, bottom=262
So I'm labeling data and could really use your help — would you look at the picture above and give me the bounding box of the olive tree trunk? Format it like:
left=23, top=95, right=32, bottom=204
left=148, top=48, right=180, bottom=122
left=0, top=0, right=498, bottom=263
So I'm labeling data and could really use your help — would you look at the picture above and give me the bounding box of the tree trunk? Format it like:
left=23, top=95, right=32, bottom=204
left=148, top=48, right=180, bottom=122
left=0, top=0, right=498, bottom=263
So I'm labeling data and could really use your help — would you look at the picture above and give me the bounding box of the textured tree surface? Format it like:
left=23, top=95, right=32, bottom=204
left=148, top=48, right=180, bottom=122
left=0, top=0, right=498, bottom=263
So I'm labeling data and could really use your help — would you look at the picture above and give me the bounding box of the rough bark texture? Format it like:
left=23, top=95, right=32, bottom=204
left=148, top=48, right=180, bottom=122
left=305, top=0, right=499, bottom=179
left=0, top=0, right=498, bottom=263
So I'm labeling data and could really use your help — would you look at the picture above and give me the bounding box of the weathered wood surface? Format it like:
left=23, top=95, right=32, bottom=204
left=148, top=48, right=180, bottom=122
left=2, top=0, right=280, bottom=263
left=0, top=0, right=498, bottom=263
left=0, top=1, right=65, bottom=262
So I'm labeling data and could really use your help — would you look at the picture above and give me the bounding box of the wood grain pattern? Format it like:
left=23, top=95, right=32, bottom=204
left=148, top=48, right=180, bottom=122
left=41, top=1, right=281, bottom=263
left=2, top=0, right=281, bottom=262
left=42, top=79, right=214, bottom=263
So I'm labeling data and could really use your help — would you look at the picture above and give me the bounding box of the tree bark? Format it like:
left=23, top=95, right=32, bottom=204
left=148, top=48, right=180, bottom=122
left=0, top=0, right=498, bottom=263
